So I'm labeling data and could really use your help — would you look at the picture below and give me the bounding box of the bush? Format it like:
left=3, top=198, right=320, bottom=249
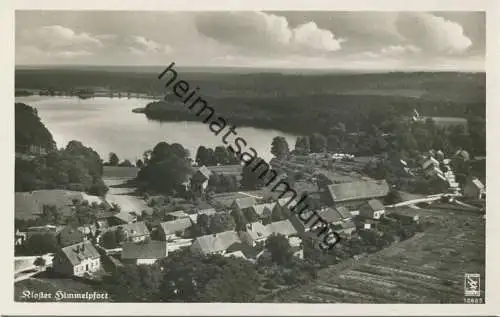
left=34, top=257, right=46, bottom=267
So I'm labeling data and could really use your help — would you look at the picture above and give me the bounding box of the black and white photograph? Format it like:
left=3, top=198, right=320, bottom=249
left=8, top=6, right=493, bottom=309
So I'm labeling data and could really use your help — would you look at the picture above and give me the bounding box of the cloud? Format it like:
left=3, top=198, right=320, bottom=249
left=195, top=12, right=345, bottom=55
left=396, top=13, right=472, bottom=54
left=28, top=25, right=103, bottom=49
left=127, top=35, right=172, bottom=55
left=17, top=25, right=106, bottom=61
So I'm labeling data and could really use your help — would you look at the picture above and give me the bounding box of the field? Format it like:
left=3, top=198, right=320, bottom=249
left=268, top=206, right=485, bottom=303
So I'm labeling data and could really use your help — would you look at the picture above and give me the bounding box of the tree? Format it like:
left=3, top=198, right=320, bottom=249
left=136, top=159, right=144, bottom=169
left=137, top=143, right=191, bottom=194
left=240, top=158, right=268, bottom=190
left=327, top=134, right=340, bottom=152
left=266, top=234, right=293, bottom=266
left=294, top=136, right=310, bottom=154
left=104, top=264, right=163, bottom=302
left=310, top=133, right=327, bottom=153
left=24, top=233, right=59, bottom=254
left=119, top=159, right=133, bottom=167
left=231, top=208, right=248, bottom=231
left=198, top=257, right=260, bottom=302
left=34, top=257, right=46, bottom=267
left=109, top=152, right=119, bottom=166
left=271, top=136, right=290, bottom=159
left=271, top=205, right=286, bottom=222
left=214, top=146, right=229, bottom=165
left=195, top=146, right=209, bottom=166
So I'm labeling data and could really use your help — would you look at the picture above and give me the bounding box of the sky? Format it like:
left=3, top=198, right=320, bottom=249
left=15, top=11, right=485, bottom=71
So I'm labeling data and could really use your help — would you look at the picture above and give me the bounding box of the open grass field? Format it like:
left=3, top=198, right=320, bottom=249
left=268, top=207, right=485, bottom=303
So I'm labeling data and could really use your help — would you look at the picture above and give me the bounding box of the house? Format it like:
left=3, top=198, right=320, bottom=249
left=207, top=164, right=243, bottom=178
left=121, top=241, right=168, bottom=265
left=77, top=225, right=97, bottom=241
left=359, top=199, right=386, bottom=220
left=316, top=207, right=344, bottom=225
left=110, top=211, right=137, bottom=225
left=119, top=222, right=150, bottom=243
left=326, top=179, right=390, bottom=208
left=363, top=219, right=376, bottom=230
left=338, top=220, right=356, bottom=237
left=267, top=219, right=298, bottom=238
left=463, top=177, right=486, bottom=200
left=165, top=210, right=190, bottom=220
left=57, top=226, right=85, bottom=247
left=239, top=222, right=270, bottom=247
left=191, top=231, right=242, bottom=256
left=52, top=240, right=101, bottom=277
left=190, top=165, right=212, bottom=193
left=95, top=211, right=115, bottom=229
left=167, top=238, right=193, bottom=252
left=388, top=209, right=420, bottom=224
left=231, top=197, right=257, bottom=213
left=158, top=218, right=193, bottom=241
left=336, top=206, right=352, bottom=221
left=250, top=203, right=276, bottom=219
left=189, top=208, right=217, bottom=223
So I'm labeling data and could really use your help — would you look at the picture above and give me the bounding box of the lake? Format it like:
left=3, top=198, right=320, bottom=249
left=15, top=96, right=297, bottom=163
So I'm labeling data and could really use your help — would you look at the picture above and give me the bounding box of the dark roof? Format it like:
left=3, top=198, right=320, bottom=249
left=327, top=179, right=390, bottom=203
left=59, top=240, right=100, bottom=266
left=317, top=208, right=343, bottom=223
left=365, top=199, right=385, bottom=211
left=121, top=241, right=168, bottom=260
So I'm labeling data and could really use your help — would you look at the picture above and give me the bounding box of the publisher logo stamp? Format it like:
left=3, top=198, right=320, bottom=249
left=464, top=273, right=480, bottom=297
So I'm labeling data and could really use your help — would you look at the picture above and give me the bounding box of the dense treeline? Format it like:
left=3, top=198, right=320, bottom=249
left=15, top=103, right=57, bottom=153
left=194, top=145, right=240, bottom=166
left=15, top=103, right=108, bottom=195
left=15, top=140, right=108, bottom=195
left=16, top=69, right=484, bottom=103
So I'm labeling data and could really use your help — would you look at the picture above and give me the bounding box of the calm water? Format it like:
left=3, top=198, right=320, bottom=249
left=16, top=96, right=297, bottom=163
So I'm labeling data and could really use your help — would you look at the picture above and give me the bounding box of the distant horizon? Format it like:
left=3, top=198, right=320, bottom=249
left=15, top=64, right=485, bottom=74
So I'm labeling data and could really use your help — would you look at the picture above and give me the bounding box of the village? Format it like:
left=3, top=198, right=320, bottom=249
left=14, top=133, right=486, bottom=300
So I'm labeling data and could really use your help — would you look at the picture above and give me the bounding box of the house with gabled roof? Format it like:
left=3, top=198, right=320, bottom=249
left=359, top=199, right=386, bottom=220
left=250, top=202, right=276, bottom=219
left=119, top=222, right=150, bottom=243
left=165, top=210, right=190, bottom=221
left=110, top=211, right=137, bottom=225
left=53, top=240, right=101, bottom=277
left=121, top=240, right=168, bottom=265
left=157, top=218, right=193, bottom=241
left=316, top=207, right=344, bottom=225
left=189, top=208, right=217, bottom=223
left=239, top=222, right=270, bottom=247
left=336, top=206, right=352, bottom=220
left=190, top=165, right=212, bottom=193
left=326, top=179, right=390, bottom=208
left=191, top=231, right=242, bottom=256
